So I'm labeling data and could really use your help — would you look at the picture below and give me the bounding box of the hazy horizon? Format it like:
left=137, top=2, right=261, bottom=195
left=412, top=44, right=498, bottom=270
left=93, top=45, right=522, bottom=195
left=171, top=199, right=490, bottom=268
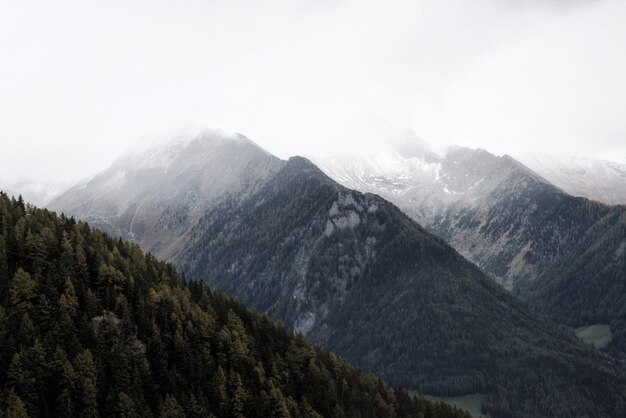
left=1, top=0, right=625, bottom=183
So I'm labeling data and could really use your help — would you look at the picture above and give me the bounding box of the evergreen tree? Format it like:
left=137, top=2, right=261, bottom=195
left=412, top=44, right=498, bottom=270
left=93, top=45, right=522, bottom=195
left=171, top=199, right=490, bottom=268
left=114, top=392, right=138, bottom=418
left=5, top=390, right=29, bottom=418
left=160, top=394, right=185, bottom=418
left=9, top=269, right=37, bottom=312
left=59, top=277, right=78, bottom=317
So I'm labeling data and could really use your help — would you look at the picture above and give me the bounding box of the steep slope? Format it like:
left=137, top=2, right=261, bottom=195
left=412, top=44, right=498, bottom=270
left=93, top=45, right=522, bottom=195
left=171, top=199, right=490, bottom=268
left=311, top=145, right=565, bottom=288
left=518, top=153, right=626, bottom=205
left=175, top=157, right=626, bottom=417
left=312, top=141, right=626, bottom=355
left=49, top=131, right=284, bottom=260
left=0, top=193, right=467, bottom=418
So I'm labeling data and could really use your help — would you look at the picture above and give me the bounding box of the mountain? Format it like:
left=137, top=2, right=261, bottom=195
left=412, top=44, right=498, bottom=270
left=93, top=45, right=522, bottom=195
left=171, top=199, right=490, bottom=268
left=518, top=153, right=626, bottom=205
left=49, top=130, right=283, bottom=261
left=0, top=179, right=72, bottom=207
left=310, top=143, right=566, bottom=289
left=311, top=138, right=626, bottom=354
left=0, top=192, right=468, bottom=418
left=51, top=132, right=626, bottom=417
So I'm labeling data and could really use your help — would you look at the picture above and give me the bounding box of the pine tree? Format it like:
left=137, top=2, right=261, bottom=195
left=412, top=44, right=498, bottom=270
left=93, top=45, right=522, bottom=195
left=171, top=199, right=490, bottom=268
left=59, top=277, right=79, bottom=317
left=160, top=394, right=185, bottom=418
left=5, top=390, right=29, bottom=418
left=74, top=350, right=99, bottom=418
left=81, top=378, right=99, bottom=418
left=115, top=392, right=139, bottom=418
left=55, top=360, right=77, bottom=417
left=268, top=385, right=291, bottom=418
left=230, top=372, right=246, bottom=418
left=9, top=269, right=37, bottom=312
left=6, top=351, right=38, bottom=417
left=24, top=232, right=47, bottom=278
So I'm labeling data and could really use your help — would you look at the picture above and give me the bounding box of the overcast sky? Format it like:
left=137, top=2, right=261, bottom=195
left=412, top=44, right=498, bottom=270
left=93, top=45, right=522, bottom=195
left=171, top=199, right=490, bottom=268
left=1, top=0, right=625, bottom=182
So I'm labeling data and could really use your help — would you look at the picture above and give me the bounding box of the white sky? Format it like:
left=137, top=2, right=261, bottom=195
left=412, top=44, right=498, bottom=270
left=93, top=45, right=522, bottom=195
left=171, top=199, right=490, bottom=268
left=1, top=0, right=625, bottom=182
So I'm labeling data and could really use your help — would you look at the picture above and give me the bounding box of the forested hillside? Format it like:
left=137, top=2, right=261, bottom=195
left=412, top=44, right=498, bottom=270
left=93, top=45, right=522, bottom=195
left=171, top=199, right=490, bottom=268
left=517, top=204, right=626, bottom=355
left=0, top=192, right=468, bottom=418
left=176, top=157, right=626, bottom=417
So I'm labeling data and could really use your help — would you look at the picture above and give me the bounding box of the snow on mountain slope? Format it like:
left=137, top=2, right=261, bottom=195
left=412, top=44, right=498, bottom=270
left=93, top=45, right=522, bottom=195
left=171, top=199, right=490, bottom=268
left=311, top=137, right=626, bottom=354
left=0, top=179, right=72, bottom=206
left=518, top=153, right=626, bottom=205
left=49, top=130, right=284, bottom=259
left=310, top=143, right=562, bottom=291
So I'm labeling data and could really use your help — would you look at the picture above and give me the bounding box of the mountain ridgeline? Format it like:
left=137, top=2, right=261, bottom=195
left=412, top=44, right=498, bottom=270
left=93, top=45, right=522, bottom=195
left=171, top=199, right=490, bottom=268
left=50, top=133, right=626, bottom=417
left=312, top=139, right=626, bottom=356
left=174, top=155, right=626, bottom=417
left=518, top=153, right=626, bottom=206
left=49, top=131, right=283, bottom=261
left=0, top=193, right=470, bottom=417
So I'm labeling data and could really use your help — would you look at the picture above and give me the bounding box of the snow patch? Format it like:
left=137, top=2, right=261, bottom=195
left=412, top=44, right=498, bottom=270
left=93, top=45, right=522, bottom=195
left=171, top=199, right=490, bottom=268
left=443, top=186, right=462, bottom=195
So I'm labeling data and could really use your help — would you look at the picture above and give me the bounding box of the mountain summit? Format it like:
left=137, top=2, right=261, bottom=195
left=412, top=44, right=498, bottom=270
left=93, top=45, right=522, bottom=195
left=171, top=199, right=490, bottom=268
left=49, top=131, right=284, bottom=260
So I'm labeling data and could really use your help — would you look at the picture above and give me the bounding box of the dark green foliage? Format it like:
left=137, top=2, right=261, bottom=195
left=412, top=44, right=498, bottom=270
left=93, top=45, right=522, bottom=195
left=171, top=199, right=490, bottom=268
left=177, top=157, right=626, bottom=417
left=516, top=203, right=626, bottom=356
left=0, top=192, right=467, bottom=418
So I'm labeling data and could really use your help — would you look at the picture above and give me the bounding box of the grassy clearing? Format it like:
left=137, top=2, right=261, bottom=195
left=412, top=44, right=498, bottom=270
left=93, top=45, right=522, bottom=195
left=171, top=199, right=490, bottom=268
left=575, top=324, right=612, bottom=349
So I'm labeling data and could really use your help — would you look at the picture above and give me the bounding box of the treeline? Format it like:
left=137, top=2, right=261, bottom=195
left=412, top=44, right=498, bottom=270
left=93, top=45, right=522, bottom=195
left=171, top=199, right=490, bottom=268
left=0, top=192, right=468, bottom=417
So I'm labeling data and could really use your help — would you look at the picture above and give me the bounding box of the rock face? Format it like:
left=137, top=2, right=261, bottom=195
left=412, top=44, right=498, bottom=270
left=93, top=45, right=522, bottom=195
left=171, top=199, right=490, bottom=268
left=311, top=138, right=626, bottom=353
left=50, top=132, right=626, bottom=416
left=49, top=131, right=284, bottom=260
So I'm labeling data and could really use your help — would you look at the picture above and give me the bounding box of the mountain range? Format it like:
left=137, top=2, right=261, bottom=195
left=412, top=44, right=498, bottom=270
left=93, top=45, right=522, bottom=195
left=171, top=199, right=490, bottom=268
left=311, top=135, right=626, bottom=356
left=0, top=192, right=468, bottom=418
left=48, top=132, right=626, bottom=417
left=518, top=153, right=626, bottom=205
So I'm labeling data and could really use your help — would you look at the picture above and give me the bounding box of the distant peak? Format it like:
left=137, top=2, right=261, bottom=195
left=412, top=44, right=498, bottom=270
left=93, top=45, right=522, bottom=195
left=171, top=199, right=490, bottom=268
left=114, top=129, right=275, bottom=169
left=389, top=131, right=440, bottom=161
left=284, top=156, right=339, bottom=185
left=286, top=155, right=324, bottom=172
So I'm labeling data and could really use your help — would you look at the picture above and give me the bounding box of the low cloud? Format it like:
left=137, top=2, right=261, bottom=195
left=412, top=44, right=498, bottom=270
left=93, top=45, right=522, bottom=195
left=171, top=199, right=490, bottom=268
left=0, top=0, right=624, bottom=181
